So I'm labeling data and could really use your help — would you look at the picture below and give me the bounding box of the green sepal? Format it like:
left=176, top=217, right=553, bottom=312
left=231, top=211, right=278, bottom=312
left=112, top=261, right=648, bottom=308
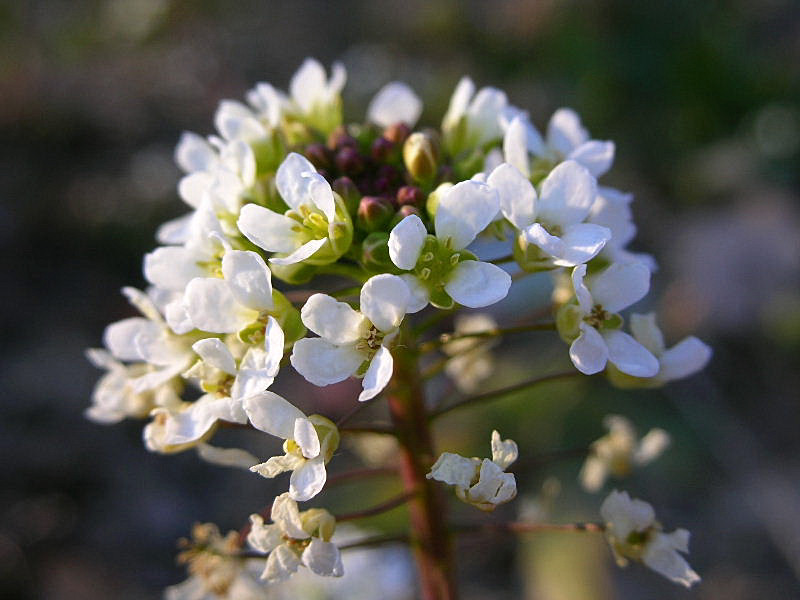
left=556, top=302, right=583, bottom=343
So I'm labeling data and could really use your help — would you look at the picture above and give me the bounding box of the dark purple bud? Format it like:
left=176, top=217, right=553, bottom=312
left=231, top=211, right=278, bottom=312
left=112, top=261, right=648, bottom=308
left=389, top=205, right=422, bottom=229
left=335, top=146, right=365, bottom=176
left=396, top=185, right=424, bottom=208
left=357, top=196, right=394, bottom=232
left=383, top=122, right=411, bottom=145
left=304, top=143, right=332, bottom=170
left=327, top=126, right=359, bottom=151
left=370, top=136, right=396, bottom=163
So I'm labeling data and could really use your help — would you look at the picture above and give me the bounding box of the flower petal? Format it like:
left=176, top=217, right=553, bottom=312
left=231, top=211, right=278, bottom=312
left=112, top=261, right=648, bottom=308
left=435, top=180, right=500, bottom=250
left=642, top=530, right=701, bottom=588
left=175, top=132, right=217, bottom=173
left=400, top=274, right=430, bottom=313
left=589, top=262, right=650, bottom=313
left=628, top=313, right=666, bottom=355
left=300, top=294, right=366, bottom=344
left=289, top=455, right=327, bottom=501
left=243, top=391, right=305, bottom=439
left=359, top=345, right=394, bottom=402
left=536, top=222, right=611, bottom=267
left=444, top=260, right=511, bottom=308
left=367, top=81, right=422, bottom=128
left=658, top=337, right=712, bottom=381
left=569, top=140, right=615, bottom=178
left=388, top=214, right=427, bottom=270
left=192, top=338, right=237, bottom=375
left=184, top=277, right=244, bottom=333
left=221, top=250, right=274, bottom=311
left=427, top=452, right=480, bottom=488
left=290, top=338, right=364, bottom=386
left=359, top=274, right=409, bottom=332
left=488, top=162, right=537, bottom=230
left=600, top=490, right=655, bottom=539
left=490, top=430, right=518, bottom=470
left=569, top=323, right=608, bottom=375
left=294, top=417, right=321, bottom=459
left=103, top=318, right=155, bottom=361
left=144, top=246, right=206, bottom=291
left=269, top=238, right=327, bottom=266
left=307, top=172, right=335, bottom=222
left=302, top=538, right=343, bottom=577
left=276, top=152, right=317, bottom=209
left=262, top=543, right=301, bottom=583
left=603, top=330, right=660, bottom=377
left=247, top=514, right=282, bottom=554
left=537, top=160, right=597, bottom=227
left=196, top=443, right=259, bottom=470
left=502, top=116, right=531, bottom=178
left=237, top=204, right=298, bottom=253
left=546, top=108, right=588, bottom=156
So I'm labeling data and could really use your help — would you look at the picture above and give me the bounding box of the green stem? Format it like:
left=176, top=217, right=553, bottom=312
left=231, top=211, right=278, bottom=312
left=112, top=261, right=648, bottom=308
left=387, top=330, right=458, bottom=600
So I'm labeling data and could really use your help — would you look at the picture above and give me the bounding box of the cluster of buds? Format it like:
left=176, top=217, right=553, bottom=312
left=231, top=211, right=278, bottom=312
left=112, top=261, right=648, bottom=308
left=86, top=57, right=711, bottom=596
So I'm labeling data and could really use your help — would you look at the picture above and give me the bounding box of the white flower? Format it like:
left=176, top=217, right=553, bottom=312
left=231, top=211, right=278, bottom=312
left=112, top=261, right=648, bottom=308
left=442, top=313, right=498, bottom=392
left=488, top=160, right=611, bottom=268
left=503, top=110, right=615, bottom=178
left=388, top=180, right=511, bottom=310
left=601, top=490, right=700, bottom=588
left=165, top=523, right=268, bottom=600
left=427, top=430, right=518, bottom=511
left=237, top=153, right=351, bottom=267
left=183, top=250, right=275, bottom=334
left=248, top=493, right=343, bottom=583
left=288, top=58, right=346, bottom=134
left=628, top=313, right=712, bottom=384
left=564, top=263, right=659, bottom=377
left=367, top=81, right=423, bottom=128
left=580, top=415, right=670, bottom=492
left=587, top=186, right=657, bottom=270
left=245, top=392, right=339, bottom=501
left=291, top=274, right=410, bottom=402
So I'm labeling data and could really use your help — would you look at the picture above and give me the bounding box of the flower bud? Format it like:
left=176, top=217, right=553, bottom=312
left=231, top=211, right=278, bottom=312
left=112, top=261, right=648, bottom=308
left=331, top=176, right=361, bottom=215
left=403, top=131, right=440, bottom=183
left=357, top=196, right=394, bottom=232
left=370, top=136, right=396, bottom=163
left=396, top=185, right=424, bottom=208
left=327, top=125, right=358, bottom=151
left=360, top=232, right=394, bottom=271
left=304, top=143, right=332, bottom=171
left=383, top=122, right=411, bottom=145
left=389, top=205, right=422, bottom=229
left=335, top=146, right=365, bottom=176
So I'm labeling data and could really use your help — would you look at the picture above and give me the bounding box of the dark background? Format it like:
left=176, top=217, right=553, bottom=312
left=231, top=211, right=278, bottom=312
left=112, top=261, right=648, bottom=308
left=1, top=1, right=799, bottom=598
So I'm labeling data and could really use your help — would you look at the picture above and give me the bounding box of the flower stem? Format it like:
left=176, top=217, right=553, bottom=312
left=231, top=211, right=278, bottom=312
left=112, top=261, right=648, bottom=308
left=387, top=333, right=458, bottom=600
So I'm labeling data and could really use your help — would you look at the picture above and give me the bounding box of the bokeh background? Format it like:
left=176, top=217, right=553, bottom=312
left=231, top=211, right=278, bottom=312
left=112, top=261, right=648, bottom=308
left=2, top=1, right=799, bottom=598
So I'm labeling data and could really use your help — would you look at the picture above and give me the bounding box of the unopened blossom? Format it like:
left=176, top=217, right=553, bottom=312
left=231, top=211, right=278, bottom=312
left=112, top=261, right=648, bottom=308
left=245, top=391, right=339, bottom=501
left=291, top=274, right=410, bottom=402
left=388, top=180, right=511, bottom=310
left=367, top=81, right=423, bottom=129
left=442, top=313, right=499, bottom=392
left=488, top=160, right=611, bottom=269
left=601, top=490, right=700, bottom=588
left=165, top=523, right=267, bottom=600
left=248, top=493, right=343, bottom=583
left=237, top=153, right=352, bottom=267
left=580, top=415, right=670, bottom=492
left=427, top=430, right=518, bottom=511
left=503, top=110, right=615, bottom=179
left=558, top=262, right=659, bottom=377
left=287, top=58, right=346, bottom=134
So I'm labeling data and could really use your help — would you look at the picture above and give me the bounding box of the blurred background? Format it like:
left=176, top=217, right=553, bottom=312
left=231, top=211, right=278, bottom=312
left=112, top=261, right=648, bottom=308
left=1, top=1, right=799, bottom=598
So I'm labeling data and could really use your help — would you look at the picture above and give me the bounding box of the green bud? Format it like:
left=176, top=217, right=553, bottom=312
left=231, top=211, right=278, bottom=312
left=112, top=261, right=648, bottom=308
left=425, top=182, right=453, bottom=219
left=357, top=196, right=394, bottom=232
left=403, top=131, right=440, bottom=183
left=331, top=177, right=361, bottom=215
left=360, top=231, right=395, bottom=272
left=556, top=302, right=583, bottom=343
left=251, top=133, right=286, bottom=175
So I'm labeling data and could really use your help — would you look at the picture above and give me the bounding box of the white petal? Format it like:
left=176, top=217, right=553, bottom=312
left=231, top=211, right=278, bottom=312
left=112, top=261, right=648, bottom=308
left=367, top=81, right=423, bottom=128
left=600, top=490, right=655, bottom=539
left=300, top=294, right=366, bottom=344
left=537, top=160, right=597, bottom=227
left=290, top=58, right=327, bottom=113
left=546, top=108, right=588, bottom=156
left=262, top=544, right=301, bottom=583
left=360, top=274, right=409, bottom=332
left=590, top=262, right=650, bottom=313
left=628, top=313, right=666, bottom=355
left=294, top=417, right=321, bottom=459
left=307, top=173, right=335, bottom=222
left=175, top=132, right=217, bottom=173
left=231, top=347, right=277, bottom=401
left=164, top=396, right=246, bottom=445
left=634, top=429, right=671, bottom=466
left=221, top=250, right=274, bottom=311
left=178, top=172, right=213, bottom=208
left=642, top=530, right=700, bottom=588
left=658, top=337, right=712, bottom=381
left=247, top=514, right=282, bottom=554
left=144, top=246, right=206, bottom=291
left=445, top=261, right=511, bottom=308
left=603, top=330, right=660, bottom=377
left=359, top=345, right=394, bottom=402
left=276, top=152, right=317, bottom=209
left=165, top=299, right=194, bottom=335
left=251, top=454, right=304, bottom=479
left=569, top=323, right=608, bottom=375
left=290, top=338, right=364, bottom=386
left=302, top=538, right=343, bottom=577
left=289, top=456, right=327, bottom=501
left=156, top=213, right=192, bottom=245
left=184, top=277, right=244, bottom=333
left=122, top=286, right=163, bottom=321
left=488, top=162, right=537, bottom=230
left=435, top=180, right=500, bottom=250
left=388, top=214, right=427, bottom=270
left=569, top=140, right=615, bottom=177
left=427, top=452, right=480, bottom=488
left=271, top=492, right=308, bottom=539
left=237, top=204, right=298, bottom=253
left=269, top=238, right=327, bottom=266
left=468, top=459, right=514, bottom=504
left=466, top=87, right=507, bottom=145
left=579, top=456, right=609, bottom=492
left=442, top=76, right=475, bottom=130
left=103, top=318, right=158, bottom=361
left=214, top=100, right=266, bottom=142
left=196, top=443, right=259, bottom=470
left=528, top=222, right=610, bottom=267
left=263, top=316, right=285, bottom=375
left=490, top=430, right=518, bottom=470
left=220, top=139, right=256, bottom=184
left=502, top=116, right=531, bottom=178
left=400, top=274, right=430, bottom=313
left=571, top=264, right=593, bottom=314
left=192, top=338, right=237, bottom=375
left=243, top=391, right=305, bottom=439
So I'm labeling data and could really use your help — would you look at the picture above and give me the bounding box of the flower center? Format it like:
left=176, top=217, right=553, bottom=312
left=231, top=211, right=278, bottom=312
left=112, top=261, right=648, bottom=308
left=584, top=304, right=610, bottom=328
left=286, top=204, right=329, bottom=240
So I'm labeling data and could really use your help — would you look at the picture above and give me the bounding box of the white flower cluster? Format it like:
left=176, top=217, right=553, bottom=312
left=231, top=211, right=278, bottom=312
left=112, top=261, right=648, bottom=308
left=84, top=58, right=712, bottom=595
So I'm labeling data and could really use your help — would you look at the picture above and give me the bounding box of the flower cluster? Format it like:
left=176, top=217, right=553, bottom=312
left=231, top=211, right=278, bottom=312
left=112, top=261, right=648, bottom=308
left=86, top=57, right=710, bottom=595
